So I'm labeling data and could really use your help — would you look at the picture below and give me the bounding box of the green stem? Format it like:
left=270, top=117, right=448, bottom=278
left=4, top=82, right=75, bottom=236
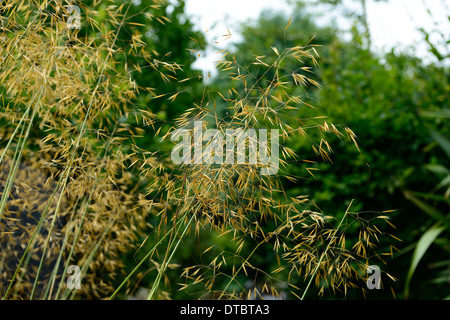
left=108, top=217, right=184, bottom=300
left=218, top=242, right=263, bottom=299
left=54, top=198, right=89, bottom=300
left=0, top=87, right=42, bottom=222
left=300, top=200, right=353, bottom=300
left=147, top=213, right=196, bottom=300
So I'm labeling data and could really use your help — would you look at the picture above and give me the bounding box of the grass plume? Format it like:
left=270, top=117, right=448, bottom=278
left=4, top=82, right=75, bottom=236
left=0, top=0, right=398, bottom=300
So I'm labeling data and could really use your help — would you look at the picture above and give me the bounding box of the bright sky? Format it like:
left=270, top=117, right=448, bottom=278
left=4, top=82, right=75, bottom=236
left=183, top=0, right=449, bottom=74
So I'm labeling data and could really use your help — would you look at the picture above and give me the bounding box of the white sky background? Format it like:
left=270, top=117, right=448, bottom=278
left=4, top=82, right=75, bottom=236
left=182, top=0, right=449, bottom=75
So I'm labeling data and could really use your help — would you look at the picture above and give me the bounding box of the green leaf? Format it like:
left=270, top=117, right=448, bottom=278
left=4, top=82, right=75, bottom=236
left=429, top=129, right=450, bottom=159
left=424, top=164, right=449, bottom=177
left=404, top=223, right=445, bottom=298
left=404, top=190, right=449, bottom=203
left=436, top=174, right=450, bottom=188
left=419, top=109, right=450, bottom=118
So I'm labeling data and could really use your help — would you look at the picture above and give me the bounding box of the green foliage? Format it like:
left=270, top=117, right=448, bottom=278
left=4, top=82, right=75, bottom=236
left=404, top=223, right=445, bottom=296
left=403, top=124, right=450, bottom=299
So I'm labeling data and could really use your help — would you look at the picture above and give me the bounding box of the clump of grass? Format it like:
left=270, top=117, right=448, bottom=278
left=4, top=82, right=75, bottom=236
left=0, top=0, right=169, bottom=299
left=153, top=32, right=399, bottom=299
left=0, top=0, right=398, bottom=300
